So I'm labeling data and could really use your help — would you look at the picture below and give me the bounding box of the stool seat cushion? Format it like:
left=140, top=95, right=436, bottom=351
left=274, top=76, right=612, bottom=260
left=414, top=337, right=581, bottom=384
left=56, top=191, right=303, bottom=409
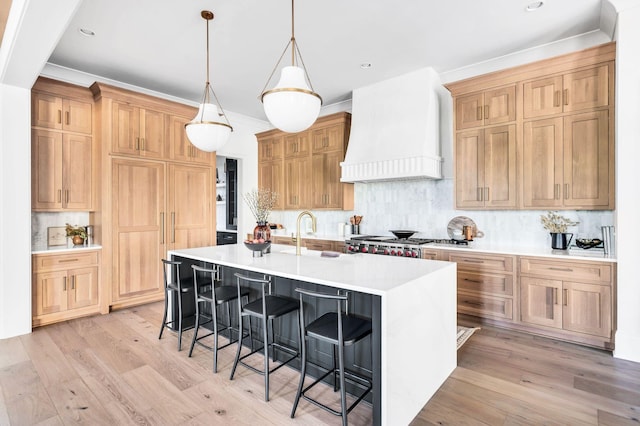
left=243, top=295, right=298, bottom=320
left=307, top=313, right=372, bottom=346
left=167, top=277, right=200, bottom=293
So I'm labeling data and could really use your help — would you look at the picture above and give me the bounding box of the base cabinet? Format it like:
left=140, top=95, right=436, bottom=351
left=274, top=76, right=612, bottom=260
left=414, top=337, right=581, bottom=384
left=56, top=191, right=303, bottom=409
left=32, top=250, right=102, bottom=327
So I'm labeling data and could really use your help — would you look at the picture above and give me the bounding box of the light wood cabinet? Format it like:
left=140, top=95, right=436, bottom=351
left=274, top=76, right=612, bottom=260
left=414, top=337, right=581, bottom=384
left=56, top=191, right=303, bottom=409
left=32, top=250, right=101, bottom=327
left=112, top=102, right=166, bottom=159
left=32, top=92, right=92, bottom=135
left=448, top=252, right=516, bottom=321
left=523, top=64, right=610, bottom=119
left=168, top=114, right=213, bottom=164
left=520, top=257, right=613, bottom=342
left=523, top=110, right=612, bottom=209
left=271, top=236, right=343, bottom=252
left=455, top=124, right=516, bottom=209
left=32, top=129, right=92, bottom=211
left=455, top=86, right=515, bottom=130
left=256, top=112, right=353, bottom=211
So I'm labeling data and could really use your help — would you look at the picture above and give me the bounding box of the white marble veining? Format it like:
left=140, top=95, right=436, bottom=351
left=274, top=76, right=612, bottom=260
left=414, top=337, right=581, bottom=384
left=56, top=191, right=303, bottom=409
left=169, top=244, right=457, bottom=425
left=31, top=212, right=91, bottom=247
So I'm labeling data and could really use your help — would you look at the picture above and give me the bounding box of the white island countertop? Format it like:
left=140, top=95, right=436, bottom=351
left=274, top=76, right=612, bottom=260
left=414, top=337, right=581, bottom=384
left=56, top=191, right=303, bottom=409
left=169, top=243, right=457, bottom=425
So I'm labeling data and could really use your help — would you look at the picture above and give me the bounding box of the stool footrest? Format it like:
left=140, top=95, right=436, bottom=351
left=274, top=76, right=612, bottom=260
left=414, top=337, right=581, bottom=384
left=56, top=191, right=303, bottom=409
left=237, top=342, right=299, bottom=376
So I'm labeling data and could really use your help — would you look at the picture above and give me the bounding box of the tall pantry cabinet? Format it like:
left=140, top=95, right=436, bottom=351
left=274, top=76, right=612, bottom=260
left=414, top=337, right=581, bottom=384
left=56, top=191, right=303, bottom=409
left=91, top=83, right=216, bottom=309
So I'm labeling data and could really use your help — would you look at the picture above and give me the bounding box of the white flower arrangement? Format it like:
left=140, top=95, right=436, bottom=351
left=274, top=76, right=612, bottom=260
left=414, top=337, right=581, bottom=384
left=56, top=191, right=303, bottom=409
left=540, top=211, right=579, bottom=233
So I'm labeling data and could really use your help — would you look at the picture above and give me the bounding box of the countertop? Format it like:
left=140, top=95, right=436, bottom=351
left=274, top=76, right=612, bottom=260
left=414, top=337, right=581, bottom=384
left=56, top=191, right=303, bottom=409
left=32, top=244, right=102, bottom=255
left=169, top=243, right=454, bottom=296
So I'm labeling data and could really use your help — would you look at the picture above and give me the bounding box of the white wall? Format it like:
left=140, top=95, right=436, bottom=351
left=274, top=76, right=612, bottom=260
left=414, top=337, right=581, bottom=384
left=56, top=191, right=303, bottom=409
left=610, top=1, right=640, bottom=363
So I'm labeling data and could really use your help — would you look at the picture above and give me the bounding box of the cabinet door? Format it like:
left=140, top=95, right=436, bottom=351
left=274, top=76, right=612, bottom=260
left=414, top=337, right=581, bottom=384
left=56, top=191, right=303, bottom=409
left=455, top=129, right=484, bottom=208
left=258, top=161, right=284, bottom=210
left=483, top=124, right=516, bottom=208
left=522, top=118, right=563, bottom=208
left=284, top=132, right=310, bottom=158
left=112, top=159, right=165, bottom=302
left=484, top=86, right=515, bottom=125
left=32, top=129, right=63, bottom=210
left=563, top=111, right=610, bottom=208
left=67, top=266, right=99, bottom=310
left=63, top=98, right=92, bottom=134
left=284, top=157, right=311, bottom=209
left=563, top=282, right=611, bottom=337
left=312, top=151, right=343, bottom=209
left=520, top=276, right=562, bottom=329
left=62, top=134, right=92, bottom=210
left=563, top=65, right=609, bottom=113
left=312, top=123, right=344, bottom=152
left=34, top=270, right=68, bottom=316
left=168, top=164, right=213, bottom=250
left=456, top=92, right=484, bottom=130
left=139, top=108, right=166, bottom=159
left=32, top=93, right=63, bottom=130
left=112, top=102, right=141, bottom=156
left=523, top=76, right=563, bottom=119
left=258, top=136, right=283, bottom=162
left=169, top=115, right=213, bottom=164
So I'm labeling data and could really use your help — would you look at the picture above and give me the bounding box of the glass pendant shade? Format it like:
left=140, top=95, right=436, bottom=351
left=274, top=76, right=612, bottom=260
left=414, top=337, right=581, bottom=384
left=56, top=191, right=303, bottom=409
left=262, top=66, right=322, bottom=133
left=185, top=103, right=232, bottom=152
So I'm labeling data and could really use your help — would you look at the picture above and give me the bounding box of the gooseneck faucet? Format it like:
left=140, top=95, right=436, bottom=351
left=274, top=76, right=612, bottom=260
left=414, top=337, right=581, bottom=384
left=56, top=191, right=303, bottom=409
left=294, top=210, right=317, bottom=255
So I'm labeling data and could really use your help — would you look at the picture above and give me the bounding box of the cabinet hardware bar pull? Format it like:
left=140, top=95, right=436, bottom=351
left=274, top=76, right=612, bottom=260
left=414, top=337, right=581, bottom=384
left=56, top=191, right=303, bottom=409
left=555, top=183, right=560, bottom=200
left=63, top=276, right=67, bottom=291
left=171, top=212, right=175, bottom=243
left=57, top=110, right=62, bottom=124
left=554, top=90, right=561, bottom=107
left=463, top=278, right=482, bottom=283
left=564, top=183, right=569, bottom=199
left=553, top=287, right=558, bottom=305
left=463, top=259, right=484, bottom=263
left=135, top=137, right=139, bottom=150
left=484, top=105, right=489, bottom=120
left=65, top=190, right=69, bottom=204
left=58, top=189, right=61, bottom=202
left=59, top=259, right=79, bottom=263
left=476, top=106, right=482, bottom=121
left=464, top=300, right=483, bottom=306
left=563, top=89, right=569, bottom=106
left=549, top=267, right=573, bottom=272
left=563, top=289, right=568, bottom=306
left=141, top=138, right=145, bottom=151
left=71, top=276, right=75, bottom=290
left=160, top=213, right=165, bottom=244
left=65, top=111, right=70, bottom=125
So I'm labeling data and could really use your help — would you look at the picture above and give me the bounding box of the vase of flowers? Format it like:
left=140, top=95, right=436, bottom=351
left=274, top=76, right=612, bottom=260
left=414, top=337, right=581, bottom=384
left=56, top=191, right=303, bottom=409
left=540, top=211, right=579, bottom=250
left=65, top=223, right=87, bottom=246
left=243, top=189, right=278, bottom=242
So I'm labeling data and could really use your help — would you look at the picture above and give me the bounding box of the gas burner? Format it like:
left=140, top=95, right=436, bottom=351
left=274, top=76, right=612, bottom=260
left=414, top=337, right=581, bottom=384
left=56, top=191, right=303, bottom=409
left=432, top=239, right=469, bottom=246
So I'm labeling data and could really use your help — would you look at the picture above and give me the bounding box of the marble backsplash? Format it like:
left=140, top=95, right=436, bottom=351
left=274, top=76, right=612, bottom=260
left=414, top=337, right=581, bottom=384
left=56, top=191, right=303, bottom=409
left=32, top=212, right=90, bottom=247
left=270, top=179, right=615, bottom=248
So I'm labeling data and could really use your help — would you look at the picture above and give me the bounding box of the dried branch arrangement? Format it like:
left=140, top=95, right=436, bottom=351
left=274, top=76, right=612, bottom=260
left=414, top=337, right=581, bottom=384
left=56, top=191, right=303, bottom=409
left=540, top=211, right=579, bottom=233
left=243, top=188, right=278, bottom=223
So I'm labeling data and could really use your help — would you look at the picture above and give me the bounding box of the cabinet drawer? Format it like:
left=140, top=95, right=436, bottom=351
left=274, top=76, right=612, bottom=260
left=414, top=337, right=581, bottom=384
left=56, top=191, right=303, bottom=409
left=33, top=251, right=99, bottom=272
left=457, top=290, right=513, bottom=320
left=421, top=249, right=442, bottom=260
left=520, top=257, right=612, bottom=283
left=271, top=236, right=295, bottom=246
left=458, top=271, right=513, bottom=296
left=448, top=253, right=514, bottom=273
left=304, top=239, right=334, bottom=251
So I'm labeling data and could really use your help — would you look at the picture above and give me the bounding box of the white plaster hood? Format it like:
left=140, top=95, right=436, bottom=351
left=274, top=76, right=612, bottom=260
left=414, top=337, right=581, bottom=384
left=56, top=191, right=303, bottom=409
left=340, top=67, right=444, bottom=182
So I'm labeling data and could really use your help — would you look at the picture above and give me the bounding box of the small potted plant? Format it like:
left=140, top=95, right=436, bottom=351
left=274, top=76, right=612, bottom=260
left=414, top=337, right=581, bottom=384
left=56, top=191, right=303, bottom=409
left=65, top=223, right=87, bottom=246
left=540, top=211, right=579, bottom=250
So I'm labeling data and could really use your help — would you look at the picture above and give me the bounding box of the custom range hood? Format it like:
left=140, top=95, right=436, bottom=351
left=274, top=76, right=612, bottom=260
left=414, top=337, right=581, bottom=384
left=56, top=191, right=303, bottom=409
left=341, top=67, right=444, bottom=182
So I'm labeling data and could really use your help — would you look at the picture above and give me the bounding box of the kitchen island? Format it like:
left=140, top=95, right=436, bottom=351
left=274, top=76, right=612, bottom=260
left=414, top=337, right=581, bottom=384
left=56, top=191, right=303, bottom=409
left=168, top=244, right=457, bottom=425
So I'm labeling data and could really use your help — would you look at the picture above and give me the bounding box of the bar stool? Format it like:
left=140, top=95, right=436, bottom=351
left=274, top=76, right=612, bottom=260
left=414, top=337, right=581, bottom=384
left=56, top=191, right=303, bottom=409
left=158, top=259, right=197, bottom=351
left=188, top=265, right=250, bottom=373
left=229, top=273, right=300, bottom=402
left=290, top=288, right=373, bottom=426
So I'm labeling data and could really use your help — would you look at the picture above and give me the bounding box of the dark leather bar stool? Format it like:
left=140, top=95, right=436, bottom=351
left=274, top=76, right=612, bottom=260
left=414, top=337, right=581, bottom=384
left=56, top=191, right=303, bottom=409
left=229, top=273, right=300, bottom=402
left=291, top=288, right=373, bottom=426
left=158, top=259, right=196, bottom=351
left=188, top=264, right=250, bottom=373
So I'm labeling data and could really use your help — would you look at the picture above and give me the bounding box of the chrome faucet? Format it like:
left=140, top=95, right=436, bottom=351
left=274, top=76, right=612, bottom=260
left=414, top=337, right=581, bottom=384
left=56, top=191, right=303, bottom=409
left=293, top=210, right=317, bottom=255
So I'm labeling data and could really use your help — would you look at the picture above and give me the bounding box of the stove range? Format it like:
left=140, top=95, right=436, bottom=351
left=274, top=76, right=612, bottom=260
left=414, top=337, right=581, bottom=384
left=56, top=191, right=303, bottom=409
left=345, top=235, right=468, bottom=258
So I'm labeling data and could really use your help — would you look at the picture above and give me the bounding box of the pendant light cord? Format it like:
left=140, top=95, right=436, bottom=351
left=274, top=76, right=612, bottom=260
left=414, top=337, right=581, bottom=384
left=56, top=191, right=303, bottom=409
left=290, top=0, right=295, bottom=66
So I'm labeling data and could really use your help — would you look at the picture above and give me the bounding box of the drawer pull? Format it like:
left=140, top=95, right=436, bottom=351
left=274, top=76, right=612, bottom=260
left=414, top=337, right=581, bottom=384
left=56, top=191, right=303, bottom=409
left=549, top=267, right=573, bottom=272
left=553, top=287, right=559, bottom=305
left=59, top=258, right=80, bottom=263
left=463, top=278, right=482, bottom=284
left=563, top=289, right=568, bottom=306
left=463, top=259, right=484, bottom=264
left=464, top=300, right=483, bottom=307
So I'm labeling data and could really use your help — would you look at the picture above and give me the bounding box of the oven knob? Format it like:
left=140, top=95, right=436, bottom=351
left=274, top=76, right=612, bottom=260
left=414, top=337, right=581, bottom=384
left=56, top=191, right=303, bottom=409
left=412, top=250, right=419, bottom=258
left=371, top=247, right=378, bottom=254
left=404, top=250, right=412, bottom=257
left=361, top=246, right=368, bottom=253
left=383, top=248, right=390, bottom=255
left=390, top=249, right=396, bottom=256
left=397, top=250, right=404, bottom=256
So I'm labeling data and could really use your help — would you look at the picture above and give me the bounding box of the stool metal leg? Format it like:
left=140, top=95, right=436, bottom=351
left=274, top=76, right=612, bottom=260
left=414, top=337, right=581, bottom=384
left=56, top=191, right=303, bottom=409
left=159, top=288, right=168, bottom=340
left=338, top=342, right=347, bottom=426
left=263, top=315, right=270, bottom=401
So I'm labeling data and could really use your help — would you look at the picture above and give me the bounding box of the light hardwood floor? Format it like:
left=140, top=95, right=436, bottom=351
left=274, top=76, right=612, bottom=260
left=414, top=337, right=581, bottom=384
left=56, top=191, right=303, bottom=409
left=1, top=303, right=639, bottom=425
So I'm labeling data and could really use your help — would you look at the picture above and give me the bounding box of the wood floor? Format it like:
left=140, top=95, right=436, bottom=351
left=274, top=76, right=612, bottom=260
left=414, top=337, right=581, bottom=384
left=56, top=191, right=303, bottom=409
left=0, top=303, right=638, bottom=426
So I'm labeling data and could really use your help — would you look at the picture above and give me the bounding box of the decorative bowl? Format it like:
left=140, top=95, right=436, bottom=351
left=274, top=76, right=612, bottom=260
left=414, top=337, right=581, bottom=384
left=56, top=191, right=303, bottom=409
left=575, top=238, right=603, bottom=249
left=244, top=241, right=271, bottom=256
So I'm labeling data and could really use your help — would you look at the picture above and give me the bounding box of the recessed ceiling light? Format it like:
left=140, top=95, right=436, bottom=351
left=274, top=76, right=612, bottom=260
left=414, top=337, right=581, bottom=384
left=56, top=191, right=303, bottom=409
left=526, top=1, right=544, bottom=11
left=78, top=28, right=95, bottom=37
left=360, top=63, right=372, bottom=69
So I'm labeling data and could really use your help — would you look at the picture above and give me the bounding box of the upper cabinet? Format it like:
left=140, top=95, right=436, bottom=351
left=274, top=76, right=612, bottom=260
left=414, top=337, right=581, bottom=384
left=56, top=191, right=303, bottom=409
left=256, top=112, right=353, bottom=211
left=523, top=64, right=611, bottom=119
left=446, top=42, right=615, bottom=211
left=31, top=78, right=95, bottom=212
left=111, top=102, right=165, bottom=159
left=168, top=114, right=214, bottom=165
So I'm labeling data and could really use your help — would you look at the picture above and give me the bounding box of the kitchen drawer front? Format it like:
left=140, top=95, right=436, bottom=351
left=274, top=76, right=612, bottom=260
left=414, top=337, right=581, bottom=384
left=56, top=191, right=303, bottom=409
left=34, top=251, right=99, bottom=272
left=304, top=239, right=334, bottom=251
left=520, top=257, right=612, bottom=283
left=421, top=249, right=442, bottom=260
left=458, top=271, right=513, bottom=296
left=457, top=290, right=513, bottom=320
left=448, top=253, right=514, bottom=273
left=271, top=236, right=295, bottom=246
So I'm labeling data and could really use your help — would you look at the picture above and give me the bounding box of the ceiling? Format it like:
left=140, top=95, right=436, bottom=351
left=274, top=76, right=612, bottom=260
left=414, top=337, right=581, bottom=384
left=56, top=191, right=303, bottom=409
left=48, top=0, right=606, bottom=121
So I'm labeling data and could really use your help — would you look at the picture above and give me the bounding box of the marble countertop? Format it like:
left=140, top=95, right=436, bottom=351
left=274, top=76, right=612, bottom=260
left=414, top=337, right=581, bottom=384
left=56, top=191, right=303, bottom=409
left=32, top=244, right=102, bottom=255
left=169, top=244, right=453, bottom=296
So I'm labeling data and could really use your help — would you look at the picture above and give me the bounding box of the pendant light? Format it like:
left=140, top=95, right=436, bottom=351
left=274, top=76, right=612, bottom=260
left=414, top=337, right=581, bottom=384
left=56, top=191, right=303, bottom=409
left=185, top=10, right=233, bottom=152
left=260, top=0, right=322, bottom=133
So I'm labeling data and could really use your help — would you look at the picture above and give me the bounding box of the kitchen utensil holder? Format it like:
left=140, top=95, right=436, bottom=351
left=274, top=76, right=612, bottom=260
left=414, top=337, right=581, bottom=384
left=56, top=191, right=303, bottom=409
left=351, top=224, right=360, bottom=235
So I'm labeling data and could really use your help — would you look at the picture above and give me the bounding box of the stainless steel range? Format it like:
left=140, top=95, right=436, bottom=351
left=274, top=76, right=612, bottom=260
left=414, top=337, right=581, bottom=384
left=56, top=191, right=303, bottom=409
left=345, top=235, right=468, bottom=258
